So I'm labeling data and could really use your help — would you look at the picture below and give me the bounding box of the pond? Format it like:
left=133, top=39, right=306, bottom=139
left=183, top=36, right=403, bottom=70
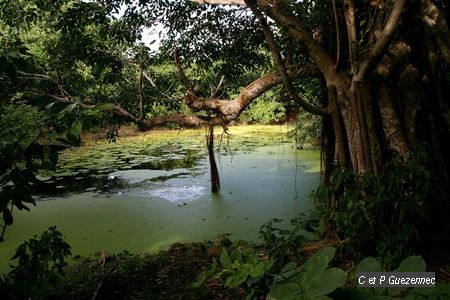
left=0, top=125, right=320, bottom=272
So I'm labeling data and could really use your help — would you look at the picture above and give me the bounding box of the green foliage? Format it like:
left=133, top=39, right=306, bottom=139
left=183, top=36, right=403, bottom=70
left=151, top=0, right=269, bottom=77
left=146, top=102, right=169, bottom=119
left=0, top=60, right=82, bottom=241
left=289, top=112, right=322, bottom=146
left=312, top=146, right=433, bottom=268
left=193, top=215, right=321, bottom=298
left=267, top=247, right=347, bottom=300
left=240, top=95, right=286, bottom=124
left=259, top=216, right=319, bottom=269
left=333, top=255, right=450, bottom=300
left=0, top=102, right=84, bottom=240
left=193, top=246, right=273, bottom=292
left=0, top=104, right=43, bottom=239
left=0, top=226, right=71, bottom=300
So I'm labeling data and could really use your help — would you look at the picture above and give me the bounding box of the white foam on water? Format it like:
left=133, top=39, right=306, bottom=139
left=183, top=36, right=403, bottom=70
left=149, top=185, right=206, bottom=203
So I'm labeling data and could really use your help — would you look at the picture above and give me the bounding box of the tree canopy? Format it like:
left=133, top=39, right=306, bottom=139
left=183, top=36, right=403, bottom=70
left=1, top=0, right=450, bottom=266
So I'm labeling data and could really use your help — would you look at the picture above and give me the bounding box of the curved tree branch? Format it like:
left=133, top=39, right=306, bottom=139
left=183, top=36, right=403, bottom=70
left=253, top=0, right=338, bottom=83
left=245, top=0, right=329, bottom=116
left=355, top=0, right=407, bottom=80
left=174, top=48, right=195, bottom=93
left=186, top=64, right=320, bottom=120
left=138, top=63, right=320, bottom=130
left=210, top=75, right=225, bottom=98
left=421, top=0, right=450, bottom=64
left=139, top=113, right=212, bottom=130
left=24, top=50, right=320, bottom=132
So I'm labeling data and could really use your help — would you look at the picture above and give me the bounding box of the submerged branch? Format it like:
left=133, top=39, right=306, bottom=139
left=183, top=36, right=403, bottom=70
left=206, top=125, right=221, bottom=193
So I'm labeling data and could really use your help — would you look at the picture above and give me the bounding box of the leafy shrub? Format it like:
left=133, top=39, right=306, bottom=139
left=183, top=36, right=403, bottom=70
left=0, top=227, right=71, bottom=300
left=240, top=94, right=286, bottom=124
left=0, top=103, right=47, bottom=241
left=193, top=215, right=321, bottom=298
left=267, top=247, right=347, bottom=299
left=312, top=146, right=433, bottom=267
left=288, top=112, right=322, bottom=146
left=0, top=101, right=83, bottom=241
left=193, top=246, right=273, bottom=293
left=259, top=216, right=319, bottom=269
left=146, top=102, right=171, bottom=119
left=332, top=255, right=450, bottom=299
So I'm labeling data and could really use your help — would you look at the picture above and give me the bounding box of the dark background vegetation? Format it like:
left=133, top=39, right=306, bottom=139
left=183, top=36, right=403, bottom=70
left=1, top=0, right=449, bottom=299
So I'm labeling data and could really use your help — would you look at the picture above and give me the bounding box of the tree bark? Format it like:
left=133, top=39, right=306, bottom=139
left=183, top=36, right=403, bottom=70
left=190, top=0, right=450, bottom=244
left=207, top=125, right=221, bottom=193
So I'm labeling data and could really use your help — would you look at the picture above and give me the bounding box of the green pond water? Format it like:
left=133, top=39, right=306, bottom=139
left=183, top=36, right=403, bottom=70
left=0, top=125, right=320, bottom=272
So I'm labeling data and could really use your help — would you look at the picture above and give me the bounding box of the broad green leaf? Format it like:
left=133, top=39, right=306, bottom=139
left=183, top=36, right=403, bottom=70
left=232, top=259, right=243, bottom=269
left=224, top=268, right=248, bottom=288
left=306, top=268, right=347, bottom=297
left=265, top=258, right=274, bottom=270
left=356, top=257, right=382, bottom=273
left=220, top=249, right=232, bottom=268
left=411, top=286, right=435, bottom=297
left=192, top=258, right=217, bottom=288
left=57, top=103, right=78, bottom=120
left=302, top=255, right=329, bottom=275
left=231, top=248, right=242, bottom=264
left=394, top=255, right=426, bottom=272
left=388, top=256, right=426, bottom=296
left=267, top=281, right=302, bottom=300
left=303, top=247, right=336, bottom=270
left=281, top=261, right=297, bottom=273
left=249, top=261, right=265, bottom=278
left=278, top=261, right=299, bottom=280
left=70, top=119, right=83, bottom=136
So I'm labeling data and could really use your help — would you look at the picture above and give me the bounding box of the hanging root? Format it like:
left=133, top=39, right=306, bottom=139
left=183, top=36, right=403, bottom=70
left=207, top=125, right=221, bottom=193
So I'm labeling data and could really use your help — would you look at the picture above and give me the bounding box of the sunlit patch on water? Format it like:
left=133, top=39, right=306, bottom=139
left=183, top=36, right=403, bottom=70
left=0, top=126, right=322, bottom=273
left=148, top=185, right=206, bottom=203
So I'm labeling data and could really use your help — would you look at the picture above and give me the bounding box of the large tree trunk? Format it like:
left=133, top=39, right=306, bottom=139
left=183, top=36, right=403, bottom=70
left=238, top=0, right=450, bottom=242
left=250, top=0, right=449, bottom=173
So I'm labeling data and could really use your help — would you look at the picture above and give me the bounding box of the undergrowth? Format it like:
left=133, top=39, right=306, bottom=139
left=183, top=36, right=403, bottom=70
left=312, top=145, right=436, bottom=268
left=1, top=146, right=449, bottom=299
